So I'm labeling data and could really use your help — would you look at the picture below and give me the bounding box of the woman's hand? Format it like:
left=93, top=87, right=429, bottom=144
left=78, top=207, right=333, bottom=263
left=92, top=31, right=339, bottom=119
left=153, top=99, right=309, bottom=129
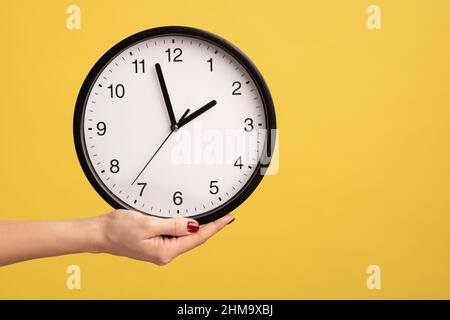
left=0, top=210, right=234, bottom=266
left=98, top=210, right=234, bottom=265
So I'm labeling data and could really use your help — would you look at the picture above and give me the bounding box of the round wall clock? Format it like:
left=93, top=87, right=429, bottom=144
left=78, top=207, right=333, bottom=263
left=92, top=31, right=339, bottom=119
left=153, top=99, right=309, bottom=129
left=74, top=26, right=276, bottom=224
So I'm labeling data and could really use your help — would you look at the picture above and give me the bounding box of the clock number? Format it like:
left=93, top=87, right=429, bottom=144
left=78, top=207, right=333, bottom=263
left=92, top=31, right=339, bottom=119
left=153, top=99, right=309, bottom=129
left=165, top=48, right=183, bottom=62
left=173, top=191, right=183, bottom=205
left=132, top=59, right=145, bottom=73
left=209, top=181, right=219, bottom=194
left=232, top=81, right=242, bottom=95
left=110, top=159, right=120, bottom=173
left=207, top=58, right=213, bottom=72
left=107, top=84, right=125, bottom=98
left=137, top=182, right=147, bottom=197
left=96, top=121, right=106, bottom=136
left=234, top=156, right=243, bottom=169
left=244, top=118, right=254, bottom=132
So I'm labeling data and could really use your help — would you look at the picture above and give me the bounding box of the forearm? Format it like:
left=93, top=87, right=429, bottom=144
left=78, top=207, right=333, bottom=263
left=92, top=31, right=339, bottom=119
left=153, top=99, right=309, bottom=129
left=0, top=217, right=104, bottom=266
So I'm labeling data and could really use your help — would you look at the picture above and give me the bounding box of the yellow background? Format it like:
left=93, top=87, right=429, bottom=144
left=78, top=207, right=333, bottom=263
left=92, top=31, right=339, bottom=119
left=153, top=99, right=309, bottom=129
left=1, top=0, right=450, bottom=299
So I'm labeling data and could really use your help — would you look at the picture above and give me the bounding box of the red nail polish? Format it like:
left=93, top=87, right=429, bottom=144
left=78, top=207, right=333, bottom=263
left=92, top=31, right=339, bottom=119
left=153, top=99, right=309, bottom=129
left=227, top=217, right=235, bottom=225
left=187, top=221, right=199, bottom=233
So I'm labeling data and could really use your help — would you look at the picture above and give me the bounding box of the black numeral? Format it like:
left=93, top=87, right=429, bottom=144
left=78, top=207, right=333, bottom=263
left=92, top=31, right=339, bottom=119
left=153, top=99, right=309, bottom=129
left=132, top=59, right=145, bottom=73
left=232, top=81, right=242, bottom=95
left=244, top=118, right=254, bottom=132
left=96, top=121, right=106, bottom=136
left=234, top=156, right=243, bottom=169
left=137, top=182, right=147, bottom=197
left=110, top=159, right=120, bottom=173
left=107, top=84, right=125, bottom=98
left=165, top=48, right=183, bottom=62
left=209, top=181, right=219, bottom=194
left=173, top=191, right=183, bottom=205
left=207, top=58, right=213, bottom=72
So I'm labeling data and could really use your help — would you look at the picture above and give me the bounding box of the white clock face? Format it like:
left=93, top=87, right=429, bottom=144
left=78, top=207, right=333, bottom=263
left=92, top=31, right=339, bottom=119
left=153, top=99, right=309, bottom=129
left=77, top=30, right=272, bottom=221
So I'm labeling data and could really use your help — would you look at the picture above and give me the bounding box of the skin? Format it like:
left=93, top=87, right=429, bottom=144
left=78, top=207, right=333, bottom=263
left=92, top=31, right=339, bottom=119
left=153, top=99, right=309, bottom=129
left=0, top=210, right=234, bottom=267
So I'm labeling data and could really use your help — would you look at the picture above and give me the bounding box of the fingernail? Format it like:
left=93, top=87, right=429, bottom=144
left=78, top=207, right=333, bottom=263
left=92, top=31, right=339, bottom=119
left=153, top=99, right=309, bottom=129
left=187, top=221, right=199, bottom=233
left=227, top=217, right=235, bottom=225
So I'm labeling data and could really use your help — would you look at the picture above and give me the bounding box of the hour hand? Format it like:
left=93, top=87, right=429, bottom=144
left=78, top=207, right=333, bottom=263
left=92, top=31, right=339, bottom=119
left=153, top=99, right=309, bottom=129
left=177, top=100, right=217, bottom=129
left=155, top=63, right=177, bottom=129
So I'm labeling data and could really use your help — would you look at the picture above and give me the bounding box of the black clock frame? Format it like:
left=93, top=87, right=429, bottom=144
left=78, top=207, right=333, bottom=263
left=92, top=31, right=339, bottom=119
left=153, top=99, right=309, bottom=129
left=74, top=26, right=277, bottom=224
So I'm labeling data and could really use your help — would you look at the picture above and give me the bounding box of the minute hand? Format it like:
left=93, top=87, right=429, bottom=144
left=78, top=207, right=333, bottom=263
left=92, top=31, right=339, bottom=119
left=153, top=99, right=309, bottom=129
left=177, top=100, right=217, bottom=128
left=155, top=63, right=177, bottom=128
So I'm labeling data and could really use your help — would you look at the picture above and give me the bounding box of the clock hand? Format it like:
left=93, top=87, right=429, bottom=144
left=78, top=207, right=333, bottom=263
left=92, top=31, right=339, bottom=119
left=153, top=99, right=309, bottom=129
left=130, top=108, right=191, bottom=185
left=155, top=63, right=177, bottom=129
left=131, top=130, right=174, bottom=185
left=177, top=100, right=217, bottom=129
left=131, top=101, right=212, bottom=185
left=178, top=108, right=190, bottom=123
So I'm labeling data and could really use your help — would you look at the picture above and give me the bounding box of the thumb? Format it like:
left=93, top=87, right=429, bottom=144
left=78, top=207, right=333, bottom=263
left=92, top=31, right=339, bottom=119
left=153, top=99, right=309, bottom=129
left=147, top=217, right=200, bottom=237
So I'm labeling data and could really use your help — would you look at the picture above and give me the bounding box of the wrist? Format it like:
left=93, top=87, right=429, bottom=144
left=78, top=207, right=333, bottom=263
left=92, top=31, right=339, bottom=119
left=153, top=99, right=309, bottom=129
left=81, top=216, right=107, bottom=254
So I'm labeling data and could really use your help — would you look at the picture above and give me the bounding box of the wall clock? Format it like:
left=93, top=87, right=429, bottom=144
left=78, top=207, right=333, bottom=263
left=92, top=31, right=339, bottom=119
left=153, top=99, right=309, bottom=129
left=74, top=26, right=276, bottom=224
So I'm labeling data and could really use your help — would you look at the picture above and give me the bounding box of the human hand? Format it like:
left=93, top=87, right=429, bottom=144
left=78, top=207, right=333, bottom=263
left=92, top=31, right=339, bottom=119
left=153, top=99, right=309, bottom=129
left=97, top=210, right=234, bottom=265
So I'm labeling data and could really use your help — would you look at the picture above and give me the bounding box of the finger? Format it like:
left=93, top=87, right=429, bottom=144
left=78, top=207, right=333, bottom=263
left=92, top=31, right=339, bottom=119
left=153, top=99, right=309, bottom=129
left=172, top=214, right=234, bottom=256
left=146, top=217, right=200, bottom=237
